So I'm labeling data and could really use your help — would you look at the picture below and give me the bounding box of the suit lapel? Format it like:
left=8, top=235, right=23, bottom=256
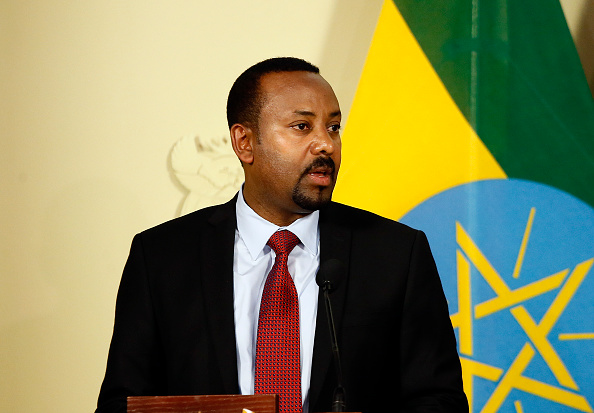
left=199, top=197, right=240, bottom=394
left=309, top=203, right=352, bottom=409
left=196, top=199, right=352, bottom=401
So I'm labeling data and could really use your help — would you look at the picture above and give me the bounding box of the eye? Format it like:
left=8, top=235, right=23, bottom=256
left=293, top=123, right=309, bottom=131
left=328, top=124, right=341, bottom=133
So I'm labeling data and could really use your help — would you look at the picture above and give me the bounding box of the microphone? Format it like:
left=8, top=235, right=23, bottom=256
left=316, top=259, right=346, bottom=412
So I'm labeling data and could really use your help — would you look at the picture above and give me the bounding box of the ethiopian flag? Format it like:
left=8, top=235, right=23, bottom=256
left=333, top=1, right=594, bottom=412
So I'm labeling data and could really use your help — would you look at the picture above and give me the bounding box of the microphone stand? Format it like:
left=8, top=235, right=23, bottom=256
left=321, top=281, right=346, bottom=412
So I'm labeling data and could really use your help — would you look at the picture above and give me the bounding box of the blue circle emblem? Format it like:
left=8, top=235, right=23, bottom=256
left=401, top=179, right=594, bottom=413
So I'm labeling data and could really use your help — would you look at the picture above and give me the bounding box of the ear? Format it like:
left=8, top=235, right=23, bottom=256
left=230, top=123, right=255, bottom=165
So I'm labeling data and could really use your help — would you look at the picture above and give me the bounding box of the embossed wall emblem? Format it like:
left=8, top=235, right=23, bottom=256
left=171, top=135, right=243, bottom=215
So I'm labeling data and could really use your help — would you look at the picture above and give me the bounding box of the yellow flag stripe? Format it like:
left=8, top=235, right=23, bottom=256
left=334, top=0, right=506, bottom=220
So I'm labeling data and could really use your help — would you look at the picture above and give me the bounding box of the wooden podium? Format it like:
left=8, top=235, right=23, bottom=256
left=127, top=394, right=278, bottom=413
left=127, top=394, right=360, bottom=413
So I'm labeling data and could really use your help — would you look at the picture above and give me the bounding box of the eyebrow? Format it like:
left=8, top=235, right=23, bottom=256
left=294, top=110, right=342, bottom=118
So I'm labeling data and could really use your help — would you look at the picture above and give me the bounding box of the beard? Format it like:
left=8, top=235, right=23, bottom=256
left=291, top=156, right=336, bottom=211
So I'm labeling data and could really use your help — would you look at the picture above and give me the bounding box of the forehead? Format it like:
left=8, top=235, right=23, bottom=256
left=258, top=71, right=340, bottom=115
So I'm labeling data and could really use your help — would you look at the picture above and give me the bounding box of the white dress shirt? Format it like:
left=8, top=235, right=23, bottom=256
left=233, top=189, right=320, bottom=412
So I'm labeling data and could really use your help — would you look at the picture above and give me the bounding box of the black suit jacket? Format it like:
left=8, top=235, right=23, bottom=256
left=96, top=198, right=467, bottom=412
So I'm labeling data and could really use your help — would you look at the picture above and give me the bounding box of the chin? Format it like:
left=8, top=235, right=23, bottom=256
left=292, top=187, right=333, bottom=212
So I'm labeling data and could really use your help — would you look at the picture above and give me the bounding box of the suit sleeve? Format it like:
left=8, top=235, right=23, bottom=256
left=399, top=230, right=468, bottom=412
left=95, top=234, right=165, bottom=413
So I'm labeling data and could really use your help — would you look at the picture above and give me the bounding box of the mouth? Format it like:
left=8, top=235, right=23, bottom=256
left=302, top=158, right=335, bottom=187
left=308, top=169, right=333, bottom=186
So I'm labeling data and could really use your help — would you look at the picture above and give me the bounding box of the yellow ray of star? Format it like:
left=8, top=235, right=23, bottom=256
left=474, top=269, right=567, bottom=319
left=333, top=0, right=506, bottom=221
left=511, top=306, right=578, bottom=390
left=459, top=357, right=503, bottom=413
left=483, top=344, right=593, bottom=413
left=454, top=222, right=566, bottom=319
left=559, top=333, right=594, bottom=340
left=508, top=258, right=594, bottom=390
left=456, top=250, right=473, bottom=356
left=539, top=258, right=594, bottom=333
left=512, top=207, right=536, bottom=279
left=514, top=400, right=524, bottom=413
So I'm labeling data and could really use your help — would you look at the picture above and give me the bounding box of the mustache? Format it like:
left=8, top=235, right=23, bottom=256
left=302, top=156, right=336, bottom=176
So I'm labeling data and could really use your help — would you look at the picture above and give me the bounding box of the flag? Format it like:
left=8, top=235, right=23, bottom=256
left=333, top=1, right=594, bottom=411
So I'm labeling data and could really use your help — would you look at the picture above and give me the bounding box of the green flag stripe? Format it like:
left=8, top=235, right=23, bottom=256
left=392, top=0, right=594, bottom=207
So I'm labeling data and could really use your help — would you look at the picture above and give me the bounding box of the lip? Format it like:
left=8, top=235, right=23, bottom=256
left=301, top=157, right=336, bottom=187
left=306, top=167, right=333, bottom=186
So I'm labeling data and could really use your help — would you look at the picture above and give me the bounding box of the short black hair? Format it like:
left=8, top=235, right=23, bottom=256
left=226, top=57, right=320, bottom=130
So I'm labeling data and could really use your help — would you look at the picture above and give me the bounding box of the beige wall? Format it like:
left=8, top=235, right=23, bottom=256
left=0, top=1, right=590, bottom=412
left=0, top=1, right=382, bottom=411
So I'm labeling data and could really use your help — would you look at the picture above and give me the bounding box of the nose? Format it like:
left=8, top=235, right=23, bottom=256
left=310, top=128, right=339, bottom=156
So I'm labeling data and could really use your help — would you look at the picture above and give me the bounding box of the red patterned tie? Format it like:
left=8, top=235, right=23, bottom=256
left=255, top=230, right=302, bottom=413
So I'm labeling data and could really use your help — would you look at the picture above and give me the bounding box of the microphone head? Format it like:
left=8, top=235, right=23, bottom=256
left=316, top=259, right=344, bottom=292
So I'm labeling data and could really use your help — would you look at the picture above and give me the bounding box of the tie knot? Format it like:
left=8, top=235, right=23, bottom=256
left=267, top=230, right=300, bottom=256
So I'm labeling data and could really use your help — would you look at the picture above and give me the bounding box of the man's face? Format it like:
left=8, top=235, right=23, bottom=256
left=242, top=71, right=342, bottom=226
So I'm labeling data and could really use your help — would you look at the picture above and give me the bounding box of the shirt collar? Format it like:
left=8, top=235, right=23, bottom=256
left=236, top=187, right=319, bottom=260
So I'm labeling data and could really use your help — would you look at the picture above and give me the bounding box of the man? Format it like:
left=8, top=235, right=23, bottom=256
left=96, top=57, right=467, bottom=412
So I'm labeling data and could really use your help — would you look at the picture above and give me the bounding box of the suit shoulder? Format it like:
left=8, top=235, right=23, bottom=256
left=136, top=199, right=235, bottom=244
left=325, top=201, right=419, bottom=237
